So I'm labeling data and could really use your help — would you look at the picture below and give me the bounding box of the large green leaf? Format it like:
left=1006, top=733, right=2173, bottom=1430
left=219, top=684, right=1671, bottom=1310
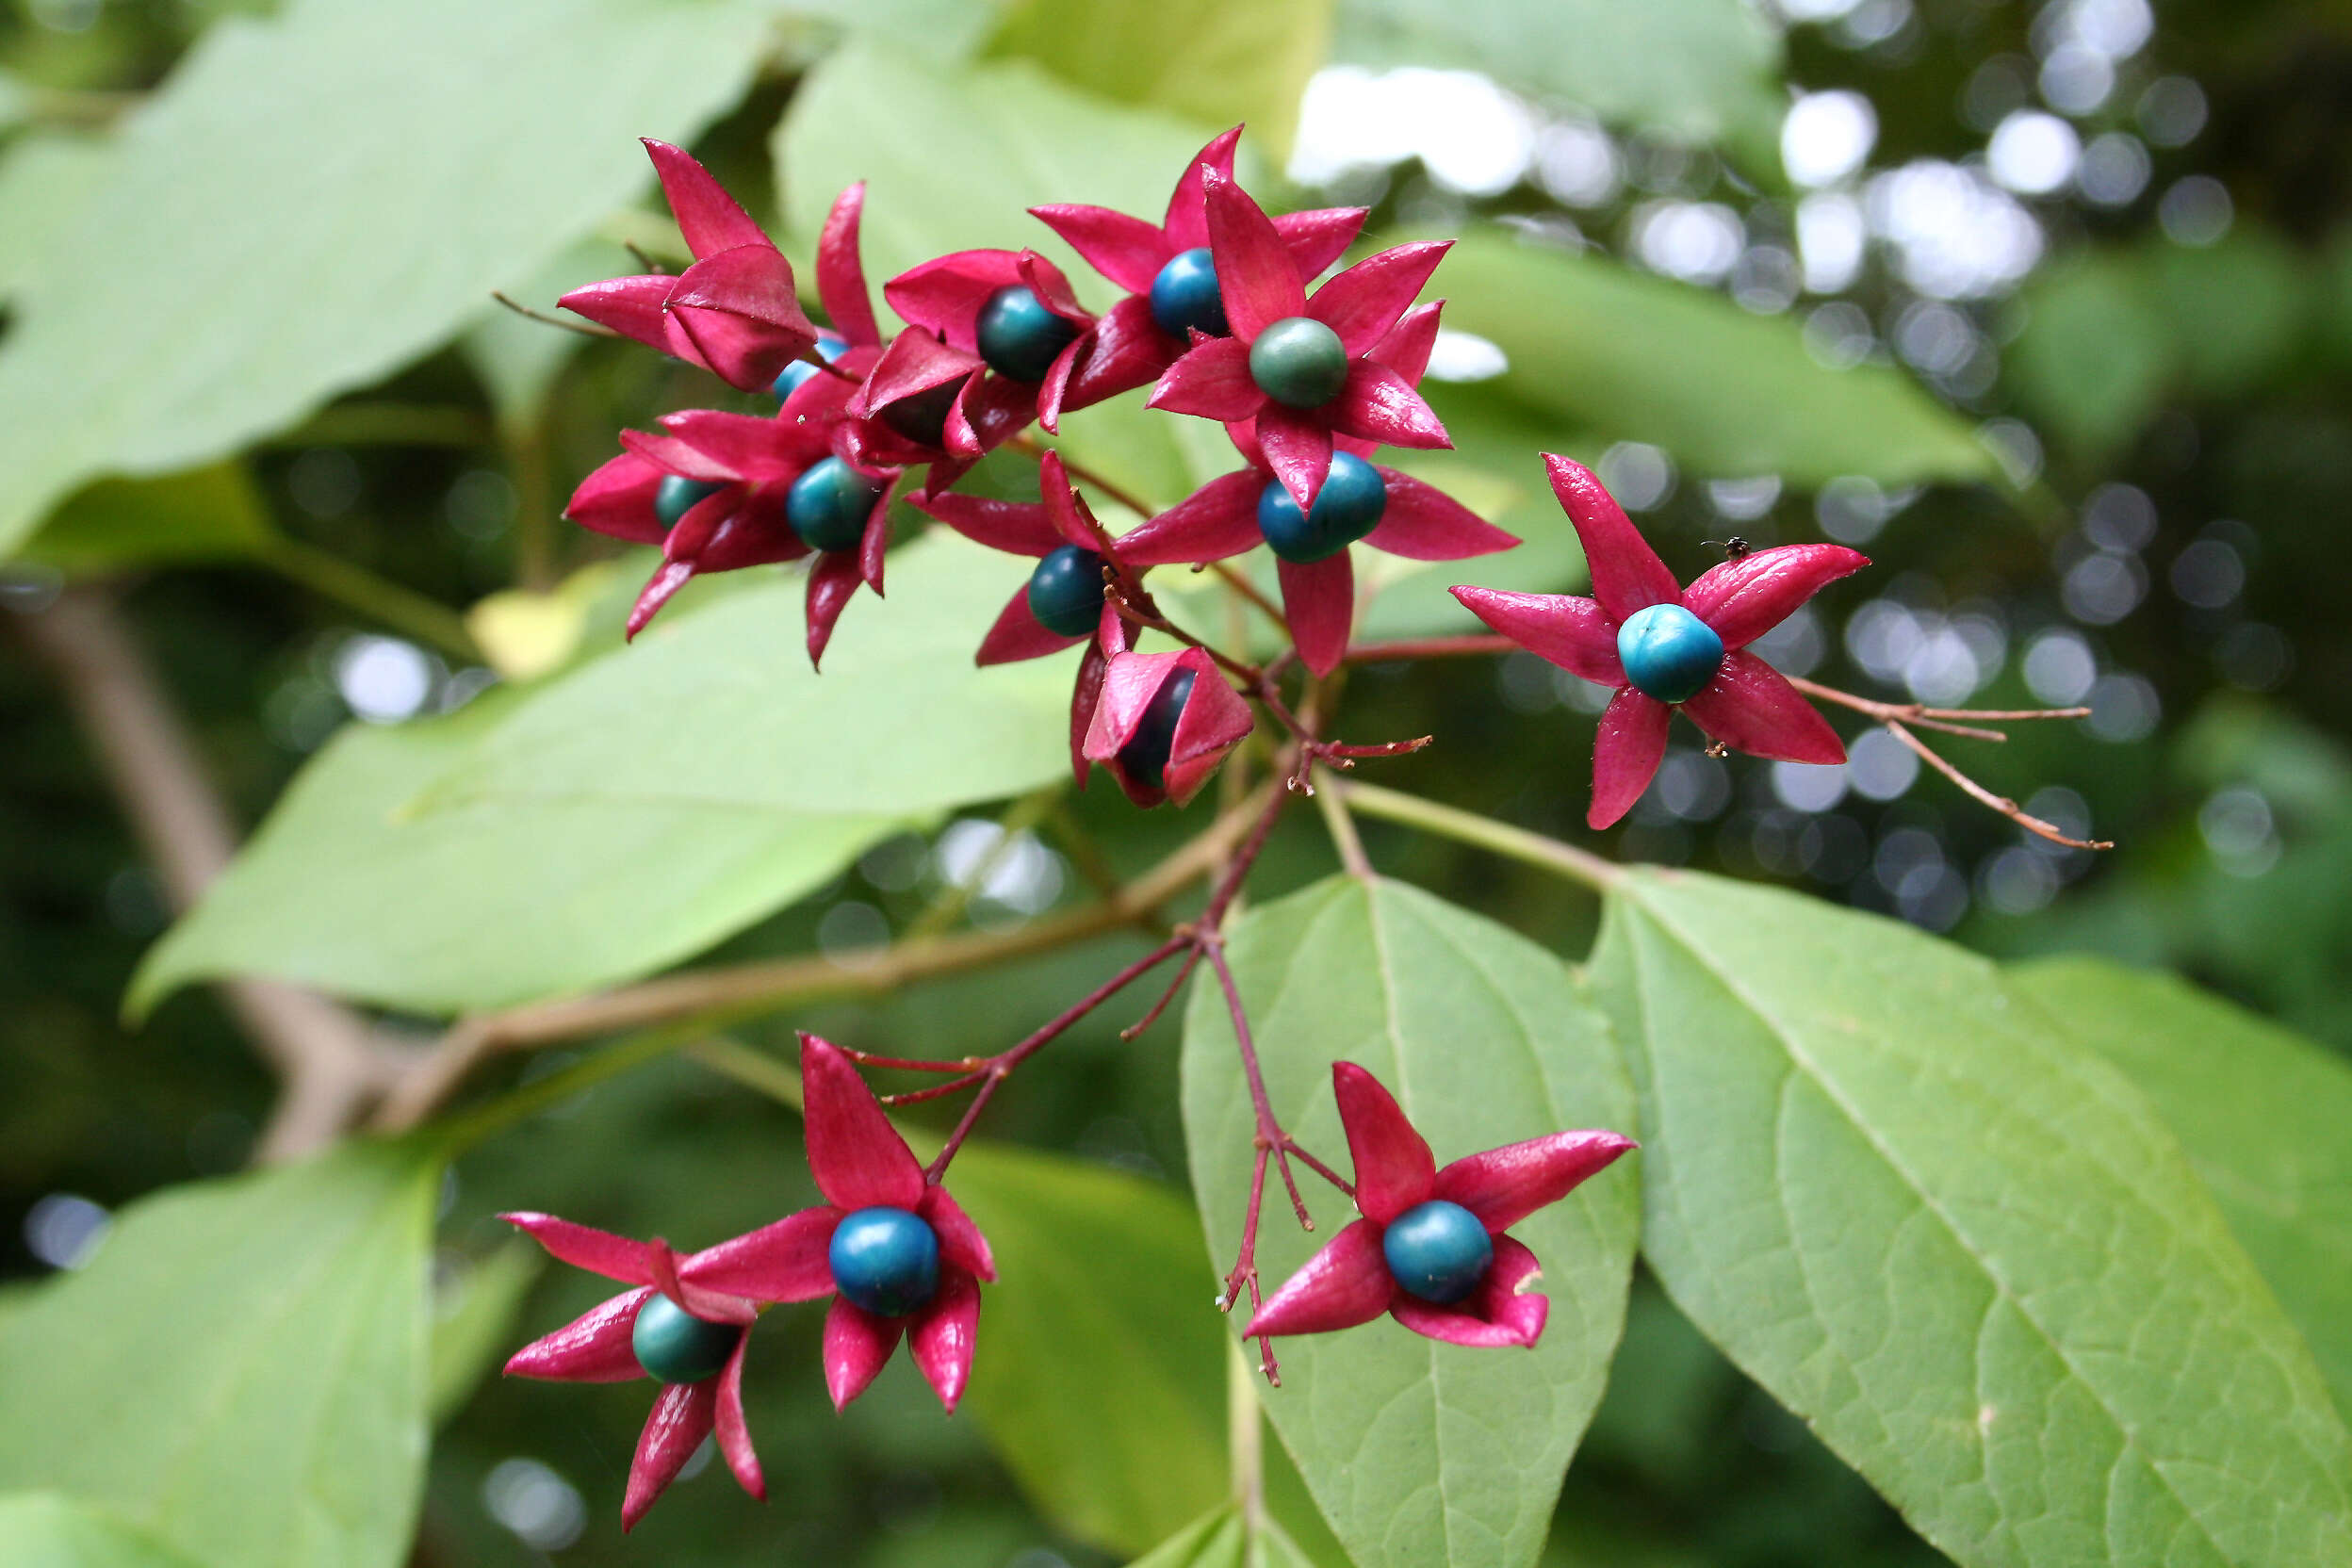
left=777, top=42, right=1259, bottom=307
left=988, top=0, right=1334, bottom=157
left=1183, top=876, right=1639, bottom=1568
left=2002, top=252, right=2176, bottom=461
left=948, top=1142, right=1231, bottom=1556
left=0, top=1495, right=210, bottom=1568
left=19, top=465, right=272, bottom=576
left=2009, top=956, right=2352, bottom=1422
left=0, top=0, right=780, bottom=557
left=412, top=531, right=1072, bottom=820
left=0, top=131, right=110, bottom=301
left=0, top=1144, right=441, bottom=1568
left=1437, top=233, right=1996, bottom=488
left=1332, top=0, right=1783, bottom=155
left=1590, top=869, right=2352, bottom=1568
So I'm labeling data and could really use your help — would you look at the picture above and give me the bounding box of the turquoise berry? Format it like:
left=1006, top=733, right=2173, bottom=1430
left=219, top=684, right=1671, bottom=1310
left=828, top=1206, right=941, bottom=1317
left=1248, top=317, right=1348, bottom=410
left=1115, top=668, right=1197, bottom=795
left=882, top=378, right=963, bottom=448
left=771, top=330, right=849, bottom=401
left=1149, top=248, right=1228, bottom=338
left=655, top=474, right=725, bottom=531
left=630, top=1293, right=741, bottom=1384
left=787, top=457, right=882, bottom=554
left=1615, top=603, right=1724, bottom=705
left=1026, top=545, right=1105, bottom=639
left=1381, top=1200, right=1494, bottom=1305
left=976, top=286, right=1081, bottom=384
left=1255, top=453, right=1387, bottom=564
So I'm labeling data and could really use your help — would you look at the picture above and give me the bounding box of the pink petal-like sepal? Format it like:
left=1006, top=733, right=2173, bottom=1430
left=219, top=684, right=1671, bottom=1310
left=908, top=1269, right=982, bottom=1413
left=1274, top=205, right=1370, bottom=278
left=1147, top=335, right=1264, bottom=423
left=1388, top=1235, right=1549, bottom=1348
left=1590, top=687, right=1672, bottom=829
left=713, top=1337, right=764, bottom=1500
left=1244, top=1218, right=1397, bottom=1338
left=1363, top=469, right=1516, bottom=562
left=564, top=451, right=668, bottom=546
left=1201, top=167, right=1306, bottom=337
left=1448, top=587, right=1623, bottom=686
left=666, top=244, right=818, bottom=393
left=800, top=1034, right=927, bottom=1211
left=1681, top=543, right=1870, bottom=650
left=1332, top=1062, right=1436, bottom=1223
left=1082, top=648, right=1252, bottom=808
left=1308, top=240, right=1450, bottom=356
left=1257, top=406, right=1335, bottom=513
left=1544, top=454, right=1680, bottom=622
left=503, top=1212, right=656, bottom=1284
left=622, top=1380, right=719, bottom=1531
left=642, top=138, right=769, bottom=258
left=975, top=585, right=1083, bottom=666
left=1434, top=1131, right=1637, bottom=1233
left=1112, top=470, right=1264, bottom=566
left=1030, top=202, right=1170, bottom=294
left=1680, top=650, right=1846, bottom=764
left=918, top=1186, right=997, bottom=1282
left=560, top=273, right=695, bottom=364
left=1164, top=126, right=1243, bottom=251
left=824, top=1297, right=904, bottom=1412
left=503, top=1287, right=653, bottom=1382
left=884, top=249, right=1028, bottom=351
left=818, top=182, right=882, bottom=349
left=682, top=1206, right=842, bottom=1303
left=1329, top=361, right=1448, bottom=450
left=1277, top=551, right=1355, bottom=677
left=913, top=491, right=1065, bottom=558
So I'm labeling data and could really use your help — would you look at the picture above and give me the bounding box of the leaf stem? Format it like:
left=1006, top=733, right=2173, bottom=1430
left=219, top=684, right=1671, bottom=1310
left=1337, top=779, right=1624, bottom=892
left=252, top=536, right=480, bottom=662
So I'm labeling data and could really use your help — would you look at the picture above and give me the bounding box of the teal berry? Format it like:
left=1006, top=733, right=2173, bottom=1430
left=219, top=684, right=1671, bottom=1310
left=1615, top=603, right=1724, bottom=704
left=771, top=329, right=849, bottom=401
left=882, top=378, right=963, bottom=448
left=1116, top=669, right=1197, bottom=794
left=1248, top=317, right=1348, bottom=410
left=1255, top=452, right=1387, bottom=564
left=1026, top=545, right=1105, bottom=638
left=1381, top=1200, right=1494, bottom=1305
left=976, top=286, right=1081, bottom=384
left=655, top=474, right=725, bottom=531
left=828, top=1206, right=940, bottom=1317
left=1149, top=248, right=1227, bottom=338
left=787, top=457, right=882, bottom=554
left=630, top=1293, right=741, bottom=1384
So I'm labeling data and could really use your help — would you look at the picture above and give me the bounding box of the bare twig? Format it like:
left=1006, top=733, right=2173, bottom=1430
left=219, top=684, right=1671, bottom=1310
left=1884, top=720, right=2115, bottom=850
left=491, top=292, right=617, bottom=339
left=1344, top=633, right=1516, bottom=664
left=12, top=589, right=417, bottom=1161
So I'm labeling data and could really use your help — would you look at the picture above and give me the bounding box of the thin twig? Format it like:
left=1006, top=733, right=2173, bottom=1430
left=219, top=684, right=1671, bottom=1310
left=1314, top=771, right=1375, bottom=877
left=1344, top=633, right=1516, bottom=664
left=1885, top=721, right=2114, bottom=850
left=1337, top=779, right=1624, bottom=892
left=491, top=292, right=617, bottom=338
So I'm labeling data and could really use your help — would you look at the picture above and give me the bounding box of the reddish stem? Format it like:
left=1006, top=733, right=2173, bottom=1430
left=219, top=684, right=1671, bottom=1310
left=1344, top=633, right=1515, bottom=663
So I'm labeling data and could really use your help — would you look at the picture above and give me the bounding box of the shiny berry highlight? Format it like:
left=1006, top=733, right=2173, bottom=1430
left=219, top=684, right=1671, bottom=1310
left=1615, top=603, right=1724, bottom=704
left=787, top=457, right=882, bottom=553
left=1248, top=317, right=1348, bottom=410
left=1027, top=545, right=1105, bottom=638
left=828, top=1206, right=940, bottom=1318
left=1148, top=248, right=1227, bottom=338
left=1381, top=1200, right=1493, bottom=1305
left=630, top=1293, right=740, bottom=1383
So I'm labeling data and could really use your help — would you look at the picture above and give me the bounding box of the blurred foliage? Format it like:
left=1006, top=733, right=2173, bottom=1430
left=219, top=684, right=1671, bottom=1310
left=5, top=0, right=2352, bottom=1565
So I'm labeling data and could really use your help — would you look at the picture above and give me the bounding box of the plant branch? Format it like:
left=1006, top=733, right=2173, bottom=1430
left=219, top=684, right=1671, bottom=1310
left=1344, top=633, right=1515, bottom=664
left=372, top=782, right=1279, bottom=1131
left=1336, top=779, right=1624, bottom=892
left=251, top=536, right=480, bottom=662
left=11, top=588, right=418, bottom=1161
left=1885, top=720, right=2115, bottom=850
left=491, top=291, right=616, bottom=339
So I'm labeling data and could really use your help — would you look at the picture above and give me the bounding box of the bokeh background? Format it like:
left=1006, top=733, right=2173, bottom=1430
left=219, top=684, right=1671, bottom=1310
left=4, top=0, right=2349, bottom=1564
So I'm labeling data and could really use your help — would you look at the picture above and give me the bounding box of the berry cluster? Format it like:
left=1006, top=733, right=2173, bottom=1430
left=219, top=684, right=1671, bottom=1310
left=507, top=127, right=1917, bottom=1529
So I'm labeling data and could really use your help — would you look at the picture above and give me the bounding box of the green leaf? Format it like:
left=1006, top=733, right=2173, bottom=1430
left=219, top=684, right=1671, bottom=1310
left=0, top=1494, right=211, bottom=1568
left=1332, top=0, right=1784, bottom=155
left=947, top=1142, right=1230, bottom=1556
left=777, top=41, right=1262, bottom=306
left=1590, top=869, right=2352, bottom=1568
left=0, top=0, right=780, bottom=558
left=988, top=0, right=1335, bottom=158
left=2008, top=956, right=2352, bottom=1422
left=2147, top=229, right=2313, bottom=400
left=413, top=531, right=1074, bottom=821
left=1130, top=1504, right=1324, bottom=1568
left=19, top=464, right=272, bottom=576
left=427, top=1239, right=542, bottom=1425
left=2002, top=252, right=2176, bottom=460
left=1182, top=876, right=1640, bottom=1568
left=0, top=1144, right=442, bottom=1568
left=0, top=131, right=110, bottom=302
left=128, top=683, right=901, bottom=1016
left=1436, top=233, right=1996, bottom=488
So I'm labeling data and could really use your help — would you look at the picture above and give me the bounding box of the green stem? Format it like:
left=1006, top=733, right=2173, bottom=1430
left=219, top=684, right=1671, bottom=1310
left=1228, top=1336, right=1266, bottom=1534
left=253, top=536, right=480, bottom=662
left=268, top=403, right=491, bottom=449
left=1337, top=780, right=1623, bottom=893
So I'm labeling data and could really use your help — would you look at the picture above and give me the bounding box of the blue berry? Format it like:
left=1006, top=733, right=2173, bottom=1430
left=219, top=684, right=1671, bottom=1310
left=882, top=378, right=963, bottom=448
left=655, top=474, right=725, bottom=531
left=1115, top=669, right=1197, bottom=794
left=630, top=1293, right=741, bottom=1383
left=771, top=329, right=849, bottom=401
left=787, top=457, right=882, bottom=553
left=1255, top=453, right=1387, bottom=564
left=1614, top=603, right=1724, bottom=705
left=828, top=1207, right=940, bottom=1317
left=1027, top=545, right=1105, bottom=638
left=1381, top=1200, right=1494, bottom=1305
left=1149, top=248, right=1228, bottom=338
left=976, top=286, right=1081, bottom=384
left=1249, top=317, right=1348, bottom=410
